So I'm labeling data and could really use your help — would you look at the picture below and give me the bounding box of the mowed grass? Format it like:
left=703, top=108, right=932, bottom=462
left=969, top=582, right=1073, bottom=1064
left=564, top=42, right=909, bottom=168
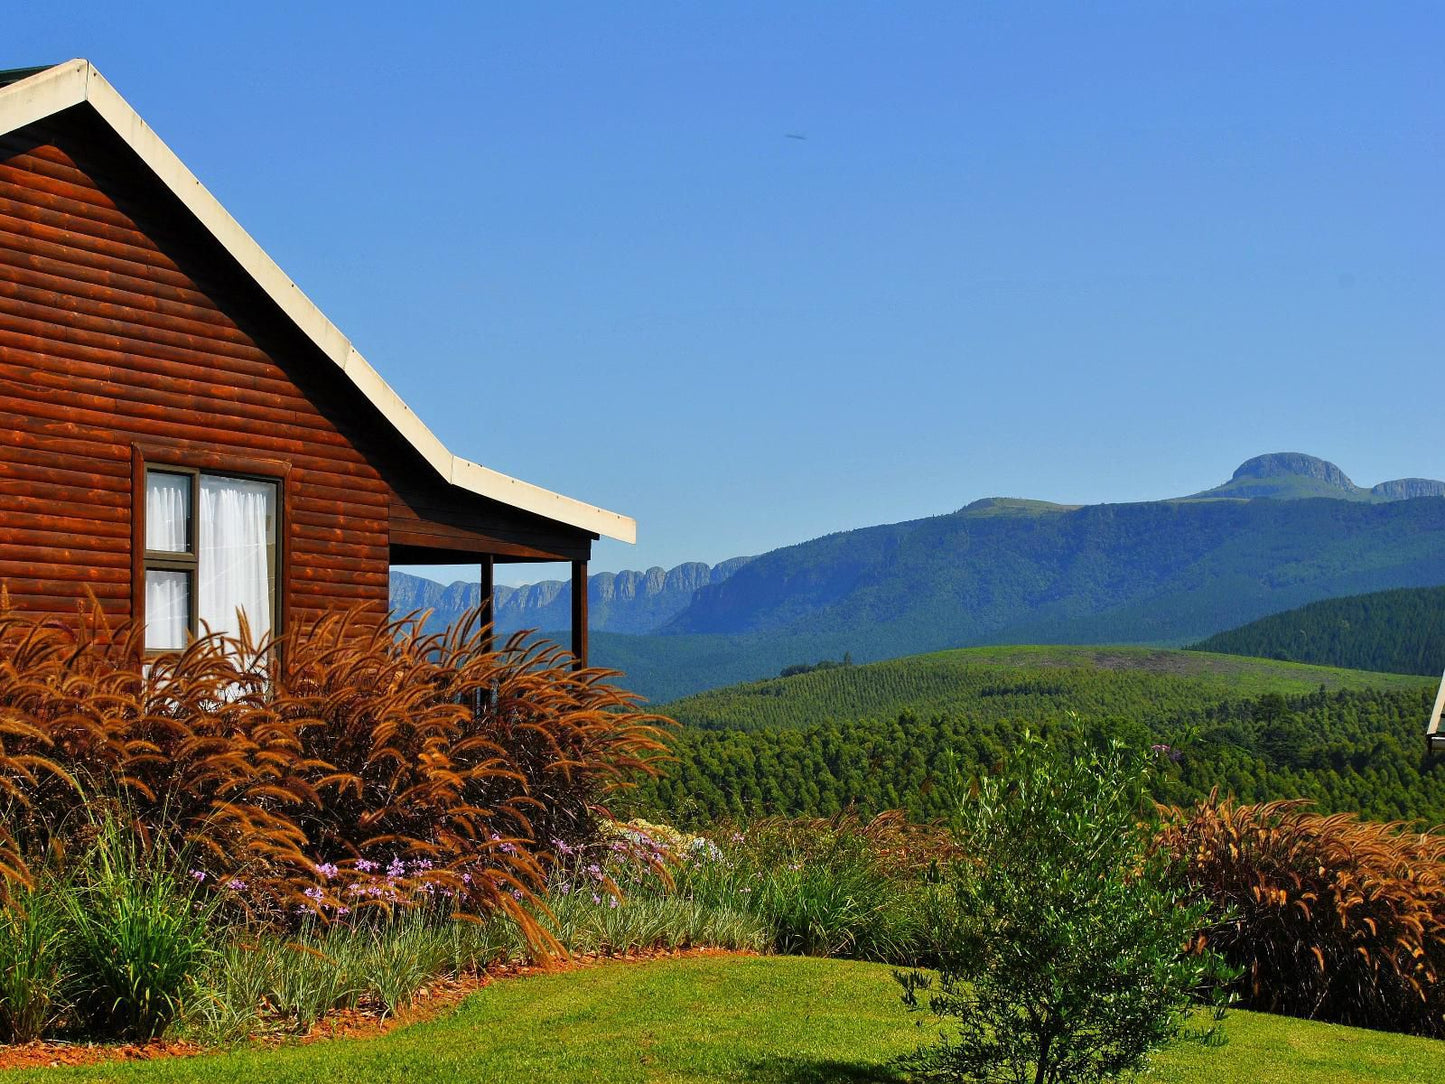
left=664, top=643, right=1430, bottom=732
left=9, top=956, right=1443, bottom=1083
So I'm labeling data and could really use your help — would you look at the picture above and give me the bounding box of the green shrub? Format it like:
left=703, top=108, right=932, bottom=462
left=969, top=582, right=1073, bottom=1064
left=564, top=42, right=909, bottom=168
left=0, top=875, right=68, bottom=1042
left=898, top=737, right=1225, bottom=1084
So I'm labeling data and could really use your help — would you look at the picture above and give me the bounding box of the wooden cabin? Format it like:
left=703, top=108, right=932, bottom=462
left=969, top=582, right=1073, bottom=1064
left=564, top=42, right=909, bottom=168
left=0, top=60, right=633, bottom=662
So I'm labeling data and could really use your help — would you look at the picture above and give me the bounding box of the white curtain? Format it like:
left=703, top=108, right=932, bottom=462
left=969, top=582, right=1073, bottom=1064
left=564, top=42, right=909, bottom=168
left=145, top=570, right=189, bottom=651
left=145, top=472, right=189, bottom=552
left=198, top=476, right=276, bottom=642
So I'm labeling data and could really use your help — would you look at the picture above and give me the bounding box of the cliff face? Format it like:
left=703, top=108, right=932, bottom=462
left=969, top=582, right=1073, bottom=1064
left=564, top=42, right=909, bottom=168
left=1370, top=478, right=1445, bottom=501
left=1231, top=452, right=1357, bottom=488
left=389, top=556, right=753, bottom=637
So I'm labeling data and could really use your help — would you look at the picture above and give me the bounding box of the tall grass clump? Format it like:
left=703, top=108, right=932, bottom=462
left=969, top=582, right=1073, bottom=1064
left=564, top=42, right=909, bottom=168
left=671, top=812, right=945, bottom=962
left=60, top=810, right=218, bottom=1039
left=1158, top=792, right=1445, bottom=1036
left=0, top=876, right=68, bottom=1043
left=0, top=606, right=670, bottom=939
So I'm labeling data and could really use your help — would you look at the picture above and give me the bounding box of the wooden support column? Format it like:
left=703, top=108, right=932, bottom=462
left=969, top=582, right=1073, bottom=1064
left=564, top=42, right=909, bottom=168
left=478, top=556, right=494, bottom=654
left=476, top=557, right=498, bottom=715
left=571, top=559, right=588, bottom=670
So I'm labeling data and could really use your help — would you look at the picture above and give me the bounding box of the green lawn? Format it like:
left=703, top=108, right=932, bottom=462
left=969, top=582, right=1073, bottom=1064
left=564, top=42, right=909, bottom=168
left=9, top=956, right=1444, bottom=1083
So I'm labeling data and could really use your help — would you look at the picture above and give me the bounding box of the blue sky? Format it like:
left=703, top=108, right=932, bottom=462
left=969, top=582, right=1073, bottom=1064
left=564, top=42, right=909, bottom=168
left=10, top=3, right=1443, bottom=585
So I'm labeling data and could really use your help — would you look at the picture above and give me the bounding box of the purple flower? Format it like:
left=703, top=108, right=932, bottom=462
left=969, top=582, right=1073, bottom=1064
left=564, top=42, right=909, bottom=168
left=225, top=878, right=246, bottom=891
left=315, top=862, right=339, bottom=881
left=355, top=859, right=378, bottom=873
left=303, top=886, right=324, bottom=902
left=189, top=869, right=206, bottom=882
left=386, top=857, right=406, bottom=879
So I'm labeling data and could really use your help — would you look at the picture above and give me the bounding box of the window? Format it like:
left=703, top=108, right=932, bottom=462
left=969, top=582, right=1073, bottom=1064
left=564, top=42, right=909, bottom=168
left=143, top=467, right=278, bottom=651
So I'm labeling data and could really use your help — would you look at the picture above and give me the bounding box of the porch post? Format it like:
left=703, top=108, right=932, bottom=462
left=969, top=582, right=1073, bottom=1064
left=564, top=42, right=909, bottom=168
left=477, top=556, right=496, bottom=714
left=478, top=556, right=494, bottom=653
left=571, top=559, right=588, bottom=670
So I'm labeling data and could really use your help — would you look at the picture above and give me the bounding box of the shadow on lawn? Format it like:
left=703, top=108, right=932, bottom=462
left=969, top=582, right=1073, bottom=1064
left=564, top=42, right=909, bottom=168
left=739, top=1055, right=906, bottom=1083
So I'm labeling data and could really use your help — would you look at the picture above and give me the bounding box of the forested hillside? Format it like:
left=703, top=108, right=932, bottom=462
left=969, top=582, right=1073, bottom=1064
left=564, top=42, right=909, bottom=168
left=1191, top=586, right=1445, bottom=677
left=662, top=645, right=1425, bottom=732
left=665, top=494, right=1445, bottom=656
left=632, top=683, right=1442, bottom=829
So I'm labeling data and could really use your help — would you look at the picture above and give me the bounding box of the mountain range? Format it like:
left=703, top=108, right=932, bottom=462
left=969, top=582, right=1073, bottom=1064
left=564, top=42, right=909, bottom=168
left=390, top=557, right=752, bottom=636
left=389, top=453, right=1445, bottom=701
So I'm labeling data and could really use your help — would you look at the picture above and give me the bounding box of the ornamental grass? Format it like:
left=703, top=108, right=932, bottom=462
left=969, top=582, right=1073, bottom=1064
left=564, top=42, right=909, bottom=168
left=1158, top=790, right=1445, bottom=1036
left=0, top=604, right=671, bottom=939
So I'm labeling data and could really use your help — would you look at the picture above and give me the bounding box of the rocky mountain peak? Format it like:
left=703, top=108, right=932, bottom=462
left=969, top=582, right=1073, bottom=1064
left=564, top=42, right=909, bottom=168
left=1230, top=453, right=1355, bottom=489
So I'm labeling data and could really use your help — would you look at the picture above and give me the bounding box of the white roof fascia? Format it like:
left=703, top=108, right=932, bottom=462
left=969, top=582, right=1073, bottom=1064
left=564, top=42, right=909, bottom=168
left=0, top=60, right=635, bottom=545
left=0, top=60, right=88, bottom=133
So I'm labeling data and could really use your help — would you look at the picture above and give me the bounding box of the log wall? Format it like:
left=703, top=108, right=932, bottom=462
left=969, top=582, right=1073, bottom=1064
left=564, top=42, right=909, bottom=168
left=0, top=108, right=589, bottom=630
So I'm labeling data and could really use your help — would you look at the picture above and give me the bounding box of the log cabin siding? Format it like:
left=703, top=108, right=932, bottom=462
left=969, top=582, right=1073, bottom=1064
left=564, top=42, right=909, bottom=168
left=0, top=116, right=391, bottom=625
left=0, top=108, right=597, bottom=634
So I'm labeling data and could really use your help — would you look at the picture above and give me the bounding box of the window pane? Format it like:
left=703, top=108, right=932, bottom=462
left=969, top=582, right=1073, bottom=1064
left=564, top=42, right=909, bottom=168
left=145, top=471, right=191, bottom=553
left=145, top=569, right=190, bottom=650
left=198, top=476, right=277, bottom=642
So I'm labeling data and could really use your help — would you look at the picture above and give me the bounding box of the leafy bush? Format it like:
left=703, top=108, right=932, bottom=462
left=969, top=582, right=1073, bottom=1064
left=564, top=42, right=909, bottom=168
left=898, top=738, right=1224, bottom=1084
left=1157, top=792, right=1445, bottom=1036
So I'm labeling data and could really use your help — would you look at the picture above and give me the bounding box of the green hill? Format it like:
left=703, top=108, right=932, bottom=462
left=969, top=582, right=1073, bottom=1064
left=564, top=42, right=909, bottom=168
left=660, top=644, right=1432, bottom=732
left=1190, top=586, right=1445, bottom=677
left=627, top=646, right=1441, bottom=827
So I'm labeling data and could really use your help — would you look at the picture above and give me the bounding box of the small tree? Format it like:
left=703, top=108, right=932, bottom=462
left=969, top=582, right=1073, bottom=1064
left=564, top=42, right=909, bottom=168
left=898, top=737, right=1226, bottom=1084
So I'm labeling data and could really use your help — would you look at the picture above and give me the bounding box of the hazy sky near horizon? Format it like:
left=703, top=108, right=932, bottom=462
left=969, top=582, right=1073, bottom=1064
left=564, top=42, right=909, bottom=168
left=9, top=3, right=1442, bottom=586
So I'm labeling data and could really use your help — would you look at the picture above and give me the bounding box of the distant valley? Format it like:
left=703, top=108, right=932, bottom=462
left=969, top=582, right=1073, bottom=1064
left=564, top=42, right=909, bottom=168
left=390, top=453, right=1445, bottom=701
